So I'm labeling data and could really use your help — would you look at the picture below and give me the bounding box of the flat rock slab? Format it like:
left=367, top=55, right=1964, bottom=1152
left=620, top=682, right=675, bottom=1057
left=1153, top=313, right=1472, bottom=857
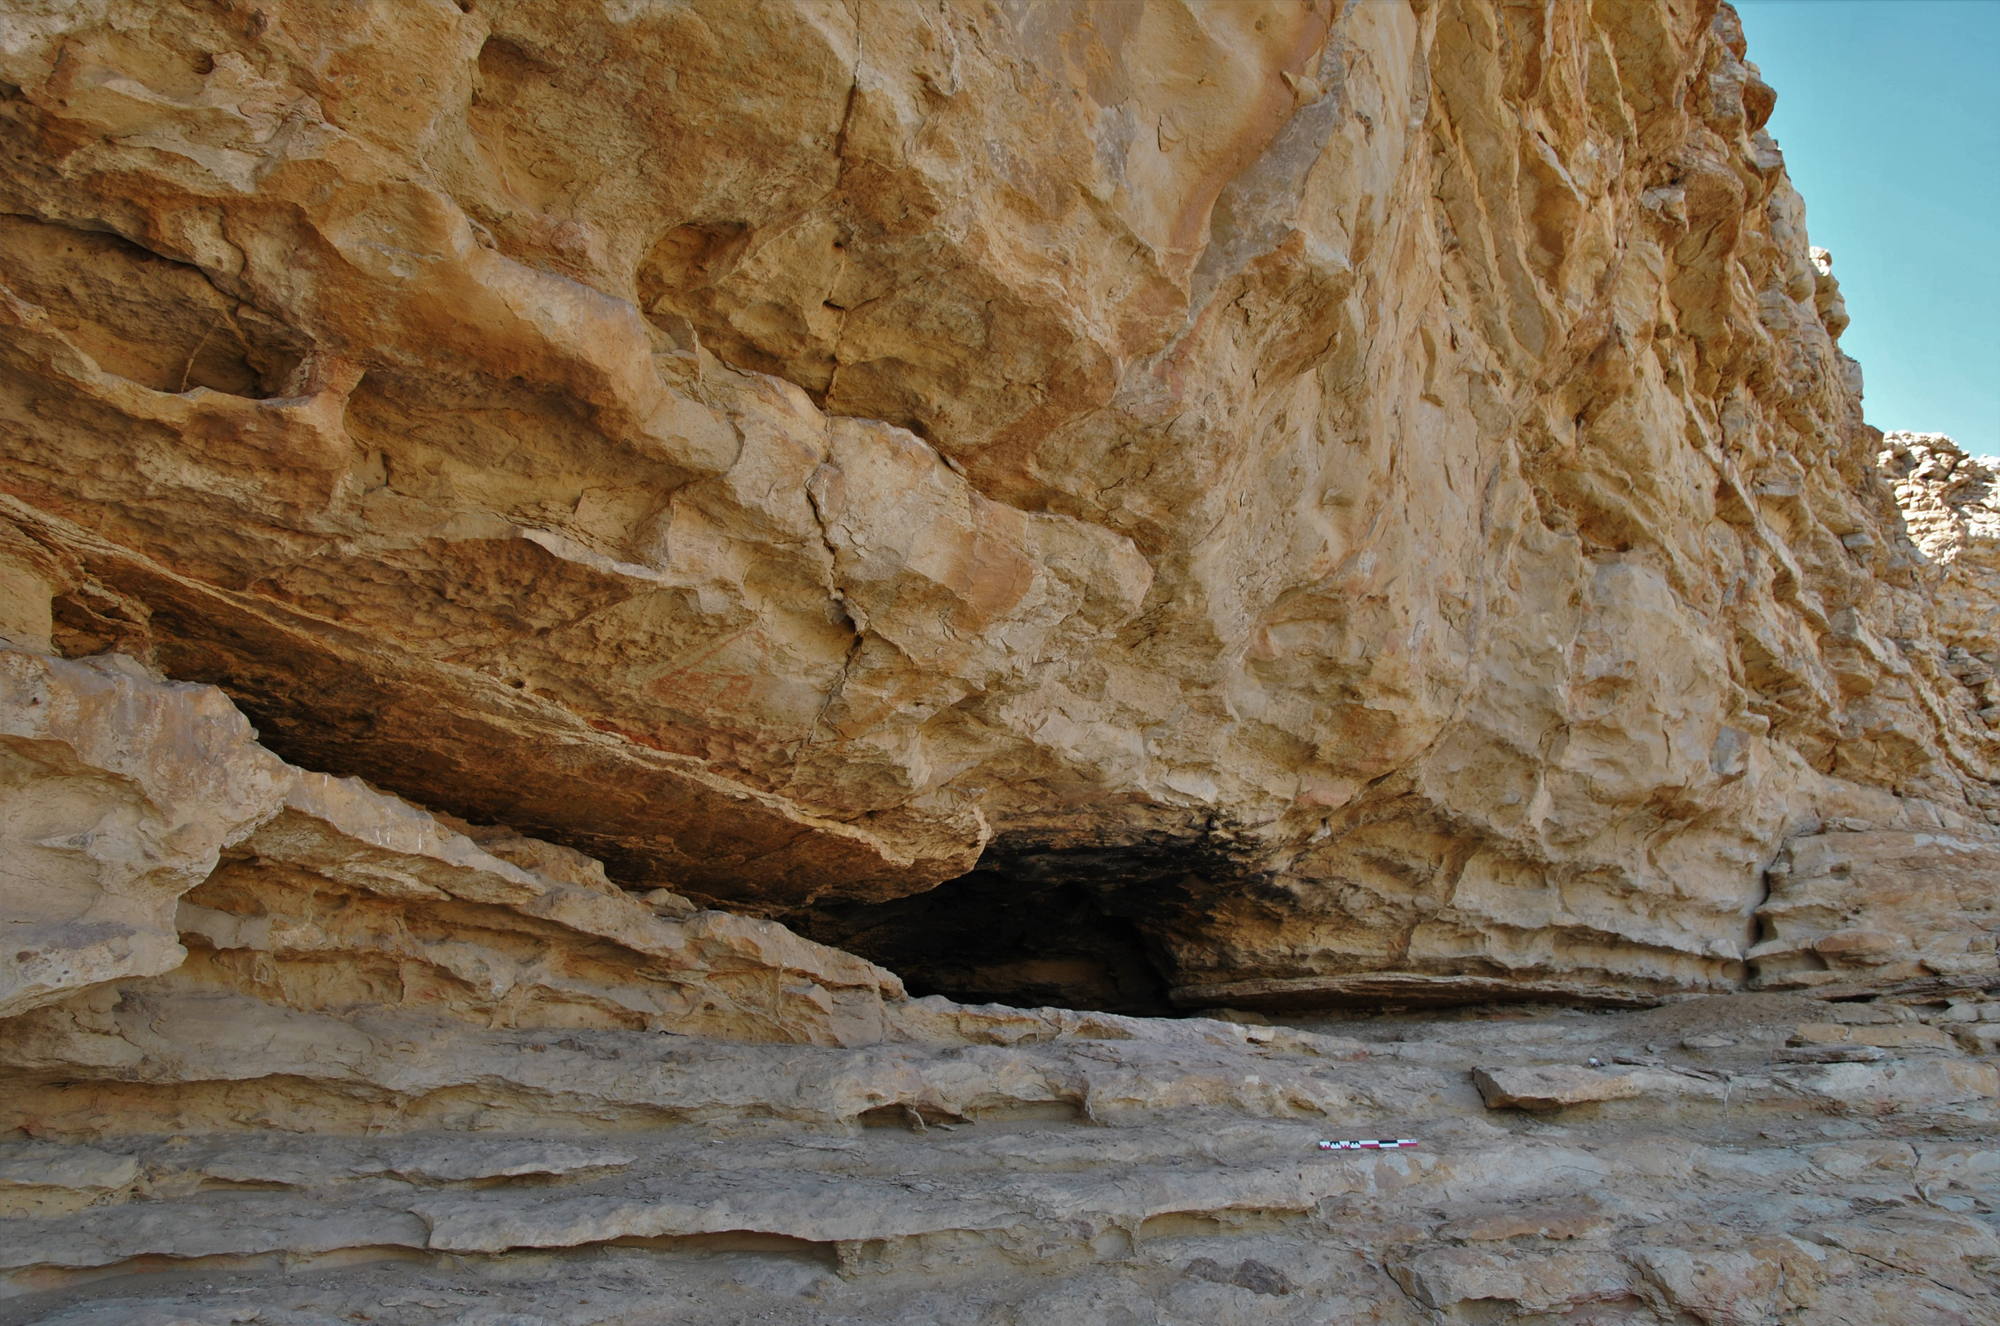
left=0, top=1196, right=433, bottom=1271
left=1471, top=1064, right=1725, bottom=1110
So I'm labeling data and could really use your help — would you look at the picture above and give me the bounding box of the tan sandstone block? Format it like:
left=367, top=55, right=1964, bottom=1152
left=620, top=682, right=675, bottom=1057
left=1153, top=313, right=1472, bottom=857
left=1471, top=1065, right=1724, bottom=1111
left=1790, top=1024, right=1852, bottom=1046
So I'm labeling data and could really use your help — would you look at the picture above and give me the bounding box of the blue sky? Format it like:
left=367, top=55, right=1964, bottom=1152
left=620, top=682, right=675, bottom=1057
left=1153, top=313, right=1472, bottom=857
left=1736, top=1, right=1999, bottom=454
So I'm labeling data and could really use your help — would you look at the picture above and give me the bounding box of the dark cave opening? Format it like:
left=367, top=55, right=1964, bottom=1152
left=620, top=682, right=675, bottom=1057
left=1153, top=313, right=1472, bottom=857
left=801, top=871, right=1175, bottom=1015
left=796, top=837, right=1249, bottom=1017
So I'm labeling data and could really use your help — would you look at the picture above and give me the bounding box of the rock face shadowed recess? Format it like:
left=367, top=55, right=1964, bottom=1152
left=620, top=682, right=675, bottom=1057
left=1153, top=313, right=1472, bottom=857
left=4, top=0, right=1995, bottom=1008
left=6, top=645, right=2000, bottom=1326
left=4, top=0, right=2000, bottom=1004
left=5, top=2, right=2000, bottom=1319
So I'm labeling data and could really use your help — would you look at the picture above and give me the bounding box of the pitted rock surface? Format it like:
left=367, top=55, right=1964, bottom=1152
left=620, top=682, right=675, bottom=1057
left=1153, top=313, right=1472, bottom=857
left=4, top=0, right=1998, bottom=1005
left=2, top=2, right=1999, bottom=1322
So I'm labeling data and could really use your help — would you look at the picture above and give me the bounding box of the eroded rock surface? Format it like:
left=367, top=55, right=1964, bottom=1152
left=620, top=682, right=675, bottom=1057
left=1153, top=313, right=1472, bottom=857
left=4, top=0, right=1998, bottom=1007
left=0, top=648, right=910, bottom=1055
left=2, top=606, right=1997, bottom=1322
left=3, top=0, right=2000, bottom=1320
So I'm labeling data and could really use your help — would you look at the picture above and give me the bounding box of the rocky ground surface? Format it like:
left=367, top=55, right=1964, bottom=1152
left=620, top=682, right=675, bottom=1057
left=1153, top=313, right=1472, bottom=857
left=2, top=994, right=1998, bottom=1324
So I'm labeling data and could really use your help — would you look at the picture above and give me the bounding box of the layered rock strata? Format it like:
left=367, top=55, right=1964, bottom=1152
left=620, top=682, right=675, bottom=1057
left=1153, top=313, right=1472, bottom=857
left=3, top=566, right=1998, bottom=1322
left=1742, top=433, right=2000, bottom=1000
left=4, top=0, right=1998, bottom=1008
left=1, top=647, right=1997, bottom=1322
left=3, top=0, right=2000, bottom=1319
left=1, top=647, right=909, bottom=1048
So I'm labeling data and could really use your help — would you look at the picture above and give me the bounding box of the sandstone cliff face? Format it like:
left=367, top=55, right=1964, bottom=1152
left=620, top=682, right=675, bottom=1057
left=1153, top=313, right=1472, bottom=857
left=0, top=0, right=1983, bottom=1013
left=10, top=0, right=2000, bottom=1306
left=5, top=642, right=2000, bottom=1324
left=1883, top=431, right=2000, bottom=687
left=5, top=0, right=1996, bottom=1018
left=1744, top=433, right=2000, bottom=999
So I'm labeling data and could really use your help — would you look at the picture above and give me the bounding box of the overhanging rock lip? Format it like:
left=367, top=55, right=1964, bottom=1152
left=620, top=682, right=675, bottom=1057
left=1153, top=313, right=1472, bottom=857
left=1169, top=972, right=1685, bottom=1012
left=0, top=497, right=985, bottom=910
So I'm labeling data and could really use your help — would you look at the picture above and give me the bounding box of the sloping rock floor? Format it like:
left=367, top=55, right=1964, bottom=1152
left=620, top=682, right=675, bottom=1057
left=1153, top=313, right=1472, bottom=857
left=4, top=993, right=1998, bottom=1324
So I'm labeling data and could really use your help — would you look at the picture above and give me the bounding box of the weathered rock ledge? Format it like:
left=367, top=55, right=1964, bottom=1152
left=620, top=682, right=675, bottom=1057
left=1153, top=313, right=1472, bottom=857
left=5, top=0, right=1999, bottom=1012
left=3, top=625, right=1997, bottom=1323
left=3, top=0, right=1999, bottom=1320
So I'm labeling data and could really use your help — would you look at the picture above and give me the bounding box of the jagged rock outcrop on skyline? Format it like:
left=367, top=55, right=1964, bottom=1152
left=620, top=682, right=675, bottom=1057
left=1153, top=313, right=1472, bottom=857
left=1882, top=431, right=2000, bottom=687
